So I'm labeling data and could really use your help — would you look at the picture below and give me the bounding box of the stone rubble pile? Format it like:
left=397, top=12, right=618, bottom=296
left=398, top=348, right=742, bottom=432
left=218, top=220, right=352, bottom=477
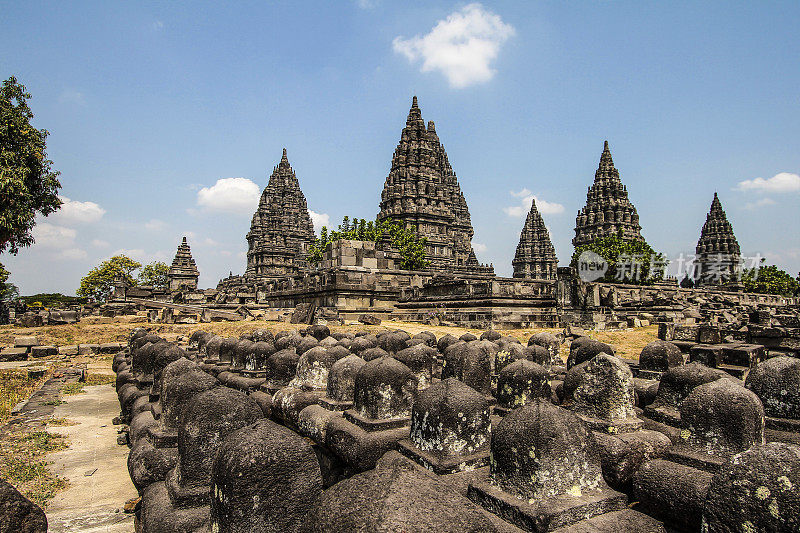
left=114, top=325, right=800, bottom=532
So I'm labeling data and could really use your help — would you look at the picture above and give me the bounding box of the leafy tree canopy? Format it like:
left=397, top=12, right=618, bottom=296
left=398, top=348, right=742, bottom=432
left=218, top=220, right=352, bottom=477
left=741, top=259, right=799, bottom=296
left=19, top=293, right=87, bottom=308
left=571, top=231, right=667, bottom=285
left=77, top=255, right=141, bottom=302
left=1, top=76, right=62, bottom=254
left=137, top=261, right=169, bottom=290
left=308, top=216, right=429, bottom=270
left=0, top=262, right=19, bottom=302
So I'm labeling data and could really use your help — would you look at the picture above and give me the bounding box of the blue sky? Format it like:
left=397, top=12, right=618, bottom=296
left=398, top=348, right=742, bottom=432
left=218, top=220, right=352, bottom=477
left=2, top=1, right=798, bottom=294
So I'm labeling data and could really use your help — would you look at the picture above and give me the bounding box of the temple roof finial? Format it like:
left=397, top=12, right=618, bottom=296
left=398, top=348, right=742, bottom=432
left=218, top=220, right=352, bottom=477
left=604, top=140, right=609, bottom=151
left=281, top=147, right=288, bottom=161
left=182, top=236, right=187, bottom=244
left=412, top=95, right=418, bottom=108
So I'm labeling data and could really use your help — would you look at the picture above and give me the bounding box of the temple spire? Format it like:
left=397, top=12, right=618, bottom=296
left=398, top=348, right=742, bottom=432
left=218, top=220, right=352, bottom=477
left=572, top=141, right=643, bottom=247
left=513, top=197, right=558, bottom=280
left=694, top=193, right=741, bottom=286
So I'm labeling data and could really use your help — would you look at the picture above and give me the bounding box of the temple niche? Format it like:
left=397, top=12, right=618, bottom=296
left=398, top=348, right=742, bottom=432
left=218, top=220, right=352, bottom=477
left=245, top=149, right=316, bottom=280
left=573, top=141, right=644, bottom=247
left=377, top=97, right=493, bottom=276
left=693, top=192, right=741, bottom=286
left=167, top=237, right=200, bottom=292
left=512, top=197, right=558, bottom=280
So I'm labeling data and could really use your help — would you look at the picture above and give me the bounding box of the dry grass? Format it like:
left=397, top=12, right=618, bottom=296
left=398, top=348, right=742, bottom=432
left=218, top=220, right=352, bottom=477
left=1, top=315, right=659, bottom=363
left=0, top=368, right=52, bottom=424
left=0, top=430, right=68, bottom=508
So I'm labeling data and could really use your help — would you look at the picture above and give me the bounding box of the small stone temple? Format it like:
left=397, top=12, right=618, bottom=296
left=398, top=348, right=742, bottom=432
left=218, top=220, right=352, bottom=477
left=573, top=141, right=644, bottom=247
left=245, top=148, right=316, bottom=280
left=512, top=197, right=558, bottom=280
left=377, top=96, right=493, bottom=276
left=693, top=192, right=741, bottom=286
left=167, top=237, right=200, bottom=292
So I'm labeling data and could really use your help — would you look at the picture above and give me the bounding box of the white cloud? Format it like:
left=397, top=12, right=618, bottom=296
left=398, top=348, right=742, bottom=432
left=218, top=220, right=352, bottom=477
left=510, top=188, right=532, bottom=198
left=109, top=249, right=169, bottom=263
left=51, top=196, right=105, bottom=224
left=472, top=242, right=487, bottom=253
left=504, top=193, right=564, bottom=218
left=736, top=172, right=800, bottom=193
left=196, top=177, right=260, bottom=214
left=57, top=248, right=88, bottom=260
left=355, top=0, right=378, bottom=8
left=32, top=223, right=77, bottom=249
left=745, top=198, right=777, bottom=210
left=91, top=239, right=109, bottom=248
left=145, top=219, right=167, bottom=231
left=58, top=89, right=86, bottom=106
left=309, top=211, right=330, bottom=234
left=393, top=3, right=515, bottom=88
left=152, top=20, right=164, bottom=31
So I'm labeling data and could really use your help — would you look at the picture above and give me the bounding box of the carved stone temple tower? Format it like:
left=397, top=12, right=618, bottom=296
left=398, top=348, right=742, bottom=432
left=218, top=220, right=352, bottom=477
left=693, top=192, right=741, bottom=286
left=377, top=96, right=492, bottom=275
left=512, top=198, right=558, bottom=280
left=167, top=237, right=200, bottom=292
left=245, top=149, right=316, bottom=280
left=573, top=141, right=644, bottom=248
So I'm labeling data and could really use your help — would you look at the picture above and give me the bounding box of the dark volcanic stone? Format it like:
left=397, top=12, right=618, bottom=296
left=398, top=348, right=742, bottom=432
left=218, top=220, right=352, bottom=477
left=307, top=453, right=499, bottom=532
left=210, top=419, right=322, bottom=533
left=349, top=336, right=376, bottom=355
left=161, top=363, right=218, bottom=428
left=679, top=378, right=764, bottom=457
left=296, top=335, right=319, bottom=355
left=639, top=340, right=683, bottom=372
left=307, top=324, right=331, bottom=341
left=128, top=439, right=179, bottom=494
left=436, top=334, right=459, bottom=355
left=702, top=442, right=800, bottom=532
left=327, top=355, right=367, bottom=403
left=480, top=329, right=502, bottom=342
left=460, top=332, right=478, bottom=342
left=643, top=361, right=736, bottom=426
left=496, top=359, right=551, bottom=411
left=291, top=346, right=337, bottom=390
left=573, top=354, right=640, bottom=433
left=266, top=348, right=301, bottom=388
left=403, top=378, right=490, bottom=472
left=378, top=331, right=410, bottom=354
left=568, top=339, right=614, bottom=369
left=360, top=346, right=389, bottom=362
left=218, top=337, right=238, bottom=364
left=746, top=356, right=800, bottom=420
left=441, top=341, right=467, bottom=379
left=632, top=458, right=713, bottom=531
left=353, top=356, right=417, bottom=421
left=0, top=477, right=47, bottom=533
left=203, top=335, right=223, bottom=360
left=231, top=339, right=255, bottom=370
left=394, top=344, right=436, bottom=389
left=490, top=399, right=604, bottom=500
left=166, top=387, right=263, bottom=506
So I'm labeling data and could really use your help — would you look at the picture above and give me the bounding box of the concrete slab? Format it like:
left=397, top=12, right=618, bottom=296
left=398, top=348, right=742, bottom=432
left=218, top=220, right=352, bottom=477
left=46, top=384, right=137, bottom=533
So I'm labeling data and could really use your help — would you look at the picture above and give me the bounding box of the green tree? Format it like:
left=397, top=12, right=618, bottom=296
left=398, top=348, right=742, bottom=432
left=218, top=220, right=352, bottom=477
left=307, top=216, right=429, bottom=270
left=77, top=255, right=141, bottom=302
left=137, top=261, right=169, bottom=290
left=741, top=259, right=799, bottom=296
left=571, top=231, right=666, bottom=285
left=0, top=262, right=19, bottom=301
left=1, top=76, right=62, bottom=254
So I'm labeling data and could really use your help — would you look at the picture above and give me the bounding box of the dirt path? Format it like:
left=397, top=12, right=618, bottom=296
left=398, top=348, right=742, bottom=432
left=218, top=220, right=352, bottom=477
left=46, top=385, right=136, bottom=533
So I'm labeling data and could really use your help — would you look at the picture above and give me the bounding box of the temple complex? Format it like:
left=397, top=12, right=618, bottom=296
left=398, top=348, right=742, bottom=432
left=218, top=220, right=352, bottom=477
left=167, top=237, right=199, bottom=292
left=512, top=198, right=558, bottom=280
left=377, top=97, right=492, bottom=276
left=693, top=192, right=741, bottom=286
left=573, top=141, right=644, bottom=247
left=245, top=149, right=316, bottom=280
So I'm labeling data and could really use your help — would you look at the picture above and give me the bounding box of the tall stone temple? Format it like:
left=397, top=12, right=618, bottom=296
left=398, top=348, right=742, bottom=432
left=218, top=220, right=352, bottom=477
left=512, top=198, right=558, bottom=280
left=694, top=192, right=741, bottom=286
left=167, top=237, right=200, bottom=292
left=245, top=149, right=316, bottom=280
left=573, top=141, right=643, bottom=248
left=377, top=97, right=493, bottom=275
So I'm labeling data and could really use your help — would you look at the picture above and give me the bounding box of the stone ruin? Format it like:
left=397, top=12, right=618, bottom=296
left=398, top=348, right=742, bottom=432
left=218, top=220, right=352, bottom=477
left=114, top=325, right=800, bottom=532
left=98, top=97, right=798, bottom=333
